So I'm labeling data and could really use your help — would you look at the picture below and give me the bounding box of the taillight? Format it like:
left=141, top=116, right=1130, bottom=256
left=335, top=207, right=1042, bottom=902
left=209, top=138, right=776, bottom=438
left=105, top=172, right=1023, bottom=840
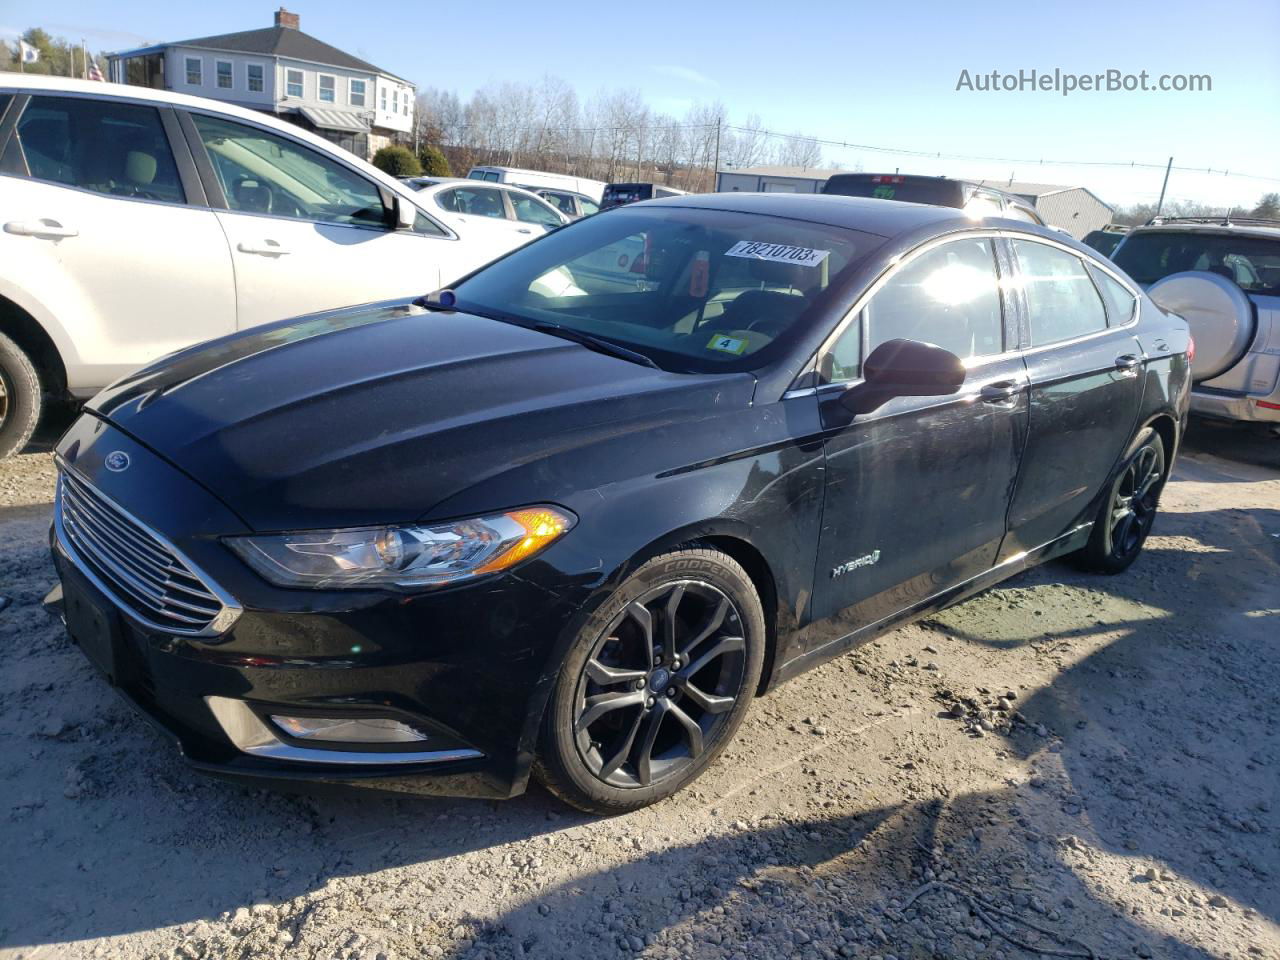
left=1186, top=335, right=1196, bottom=365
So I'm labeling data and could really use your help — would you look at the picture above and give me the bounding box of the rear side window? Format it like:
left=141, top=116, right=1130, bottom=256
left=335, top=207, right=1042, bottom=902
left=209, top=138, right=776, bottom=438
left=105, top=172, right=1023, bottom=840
left=436, top=187, right=507, bottom=219
left=580, top=198, right=599, bottom=216
left=1013, top=240, right=1108, bottom=345
left=1088, top=265, right=1137, bottom=326
left=10, top=96, right=184, bottom=205
left=0, top=94, right=12, bottom=123
left=545, top=192, right=576, bottom=215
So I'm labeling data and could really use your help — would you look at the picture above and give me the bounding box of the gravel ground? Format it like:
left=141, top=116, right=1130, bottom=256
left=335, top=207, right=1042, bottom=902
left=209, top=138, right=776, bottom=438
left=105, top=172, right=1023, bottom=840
left=0, top=418, right=1277, bottom=960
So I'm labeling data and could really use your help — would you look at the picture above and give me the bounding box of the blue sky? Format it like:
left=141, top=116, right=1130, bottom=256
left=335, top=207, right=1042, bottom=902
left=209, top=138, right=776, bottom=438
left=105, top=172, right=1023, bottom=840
left=4, top=0, right=1278, bottom=208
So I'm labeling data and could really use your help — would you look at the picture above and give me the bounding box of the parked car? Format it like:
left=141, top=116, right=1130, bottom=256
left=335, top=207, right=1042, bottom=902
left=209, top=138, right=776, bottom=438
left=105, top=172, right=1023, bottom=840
left=413, top=179, right=570, bottom=258
left=822, top=173, right=1047, bottom=226
left=1082, top=224, right=1129, bottom=258
left=0, top=77, right=480, bottom=459
left=1111, top=216, right=1280, bottom=432
left=531, top=187, right=599, bottom=220
left=466, top=165, right=606, bottom=204
left=600, top=182, right=689, bottom=210
left=46, top=193, right=1190, bottom=813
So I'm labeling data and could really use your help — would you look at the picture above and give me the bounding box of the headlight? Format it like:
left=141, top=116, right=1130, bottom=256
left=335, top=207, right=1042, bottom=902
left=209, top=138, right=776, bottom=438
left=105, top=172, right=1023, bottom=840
left=226, top=506, right=575, bottom=589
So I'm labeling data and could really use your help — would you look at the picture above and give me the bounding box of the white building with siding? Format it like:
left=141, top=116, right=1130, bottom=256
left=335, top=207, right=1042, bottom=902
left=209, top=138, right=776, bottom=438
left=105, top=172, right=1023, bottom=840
left=974, top=181, right=1114, bottom=239
left=107, top=8, right=414, bottom=160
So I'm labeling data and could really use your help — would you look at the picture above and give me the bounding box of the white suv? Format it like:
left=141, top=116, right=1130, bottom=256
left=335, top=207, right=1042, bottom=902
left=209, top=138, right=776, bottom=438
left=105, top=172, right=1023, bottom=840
left=1113, top=217, right=1280, bottom=433
left=0, top=77, right=484, bottom=458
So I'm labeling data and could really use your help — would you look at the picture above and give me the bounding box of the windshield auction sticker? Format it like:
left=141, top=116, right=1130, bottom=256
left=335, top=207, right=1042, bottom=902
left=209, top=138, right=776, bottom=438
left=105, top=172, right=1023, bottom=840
left=725, top=241, right=830, bottom=267
left=707, top=333, right=749, bottom=355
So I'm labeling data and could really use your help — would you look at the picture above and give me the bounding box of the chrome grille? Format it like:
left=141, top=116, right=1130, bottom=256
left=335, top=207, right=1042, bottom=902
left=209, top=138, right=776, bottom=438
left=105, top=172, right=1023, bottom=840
left=56, top=468, right=237, bottom=635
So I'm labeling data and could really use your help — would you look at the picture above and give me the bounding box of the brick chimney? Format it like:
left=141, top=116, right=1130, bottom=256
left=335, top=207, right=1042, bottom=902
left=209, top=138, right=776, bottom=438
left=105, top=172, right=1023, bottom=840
left=274, top=7, right=299, bottom=29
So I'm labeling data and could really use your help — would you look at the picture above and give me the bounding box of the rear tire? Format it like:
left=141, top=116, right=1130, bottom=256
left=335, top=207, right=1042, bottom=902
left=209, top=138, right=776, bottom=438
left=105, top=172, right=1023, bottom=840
left=1075, top=428, right=1166, bottom=574
left=0, top=332, right=41, bottom=459
left=533, top=548, right=765, bottom=815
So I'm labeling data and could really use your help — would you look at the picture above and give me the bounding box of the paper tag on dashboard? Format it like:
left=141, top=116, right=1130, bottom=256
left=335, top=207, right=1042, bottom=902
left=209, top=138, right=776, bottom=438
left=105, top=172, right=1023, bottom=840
left=725, top=241, right=830, bottom=267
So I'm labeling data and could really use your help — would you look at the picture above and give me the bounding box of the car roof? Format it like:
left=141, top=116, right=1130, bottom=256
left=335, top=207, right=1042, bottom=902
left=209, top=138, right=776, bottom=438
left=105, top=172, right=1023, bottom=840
left=1128, top=220, right=1280, bottom=239
left=641, top=192, right=999, bottom=238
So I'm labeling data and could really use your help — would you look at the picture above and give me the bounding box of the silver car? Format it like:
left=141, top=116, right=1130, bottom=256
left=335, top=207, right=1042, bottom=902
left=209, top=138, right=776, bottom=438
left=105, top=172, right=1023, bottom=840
left=1113, top=216, right=1280, bottom=433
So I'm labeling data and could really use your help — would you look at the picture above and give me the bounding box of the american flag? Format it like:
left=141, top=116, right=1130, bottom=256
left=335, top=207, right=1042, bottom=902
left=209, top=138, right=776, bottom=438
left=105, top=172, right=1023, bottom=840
left=87, top=57, right=105, bottom=82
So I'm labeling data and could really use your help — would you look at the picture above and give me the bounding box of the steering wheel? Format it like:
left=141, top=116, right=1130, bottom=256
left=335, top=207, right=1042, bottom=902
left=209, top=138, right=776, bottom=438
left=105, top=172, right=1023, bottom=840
left=230, top=174, right=275, bottom=215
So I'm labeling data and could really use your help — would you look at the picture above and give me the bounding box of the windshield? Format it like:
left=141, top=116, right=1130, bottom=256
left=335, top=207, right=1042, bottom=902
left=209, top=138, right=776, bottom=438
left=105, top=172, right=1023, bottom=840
left=450, top=206, right=881, bottom=373
left=1113, top=230, right=1280, bottom=296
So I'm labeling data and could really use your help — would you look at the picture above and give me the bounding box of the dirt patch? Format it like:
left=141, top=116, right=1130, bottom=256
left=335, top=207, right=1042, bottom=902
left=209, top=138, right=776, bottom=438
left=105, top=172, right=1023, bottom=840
left=1, top=421, right=1276, bottom=960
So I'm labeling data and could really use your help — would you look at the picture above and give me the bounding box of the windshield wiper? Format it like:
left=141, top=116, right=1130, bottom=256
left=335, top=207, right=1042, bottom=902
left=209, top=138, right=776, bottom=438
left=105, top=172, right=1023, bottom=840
left=528, top=320, right=660, bottom=369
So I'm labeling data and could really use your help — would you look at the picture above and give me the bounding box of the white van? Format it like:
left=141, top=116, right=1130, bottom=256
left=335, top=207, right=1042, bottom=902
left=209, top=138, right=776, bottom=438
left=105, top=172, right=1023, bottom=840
left=466, top=166, right=606, bottom=204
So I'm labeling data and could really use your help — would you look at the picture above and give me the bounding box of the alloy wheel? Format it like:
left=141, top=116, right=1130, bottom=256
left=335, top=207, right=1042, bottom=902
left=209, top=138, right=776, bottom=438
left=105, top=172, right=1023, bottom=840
left=0, top=369, right=9, bottom=431
left=1108, top=443, right=1163, bottom=559
left=573, top=580, right=747, bottom=789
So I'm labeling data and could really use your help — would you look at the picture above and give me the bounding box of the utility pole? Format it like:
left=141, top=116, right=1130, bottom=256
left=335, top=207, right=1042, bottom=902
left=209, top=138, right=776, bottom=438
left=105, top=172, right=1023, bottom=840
left=712, top=118, right=722, bottom=192
left=1155, top=156, right=1173, bottom=217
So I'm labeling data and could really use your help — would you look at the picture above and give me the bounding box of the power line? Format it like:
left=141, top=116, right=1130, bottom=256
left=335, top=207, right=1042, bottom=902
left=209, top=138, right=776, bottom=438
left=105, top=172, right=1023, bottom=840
left=723, top=125, right=1280, bottom=185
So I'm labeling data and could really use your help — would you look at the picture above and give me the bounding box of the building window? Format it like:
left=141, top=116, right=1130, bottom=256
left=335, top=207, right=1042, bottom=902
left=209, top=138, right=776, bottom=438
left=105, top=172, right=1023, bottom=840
left=286, top=69, right=304, bottom=98
left=403, top=91, right=410, bottom=116
left=349, top=78, right=366, bottom=107
left=380, top=86, right=387, bottom=111
left=247, top=63, right=264, bottom=92
left=318, top=74, right=335, bottom=103
left=185, top=57, right=202, bottom=86
left=392, top=88, right=399, bottom=114
left=216, top=60, right=233, bottom=89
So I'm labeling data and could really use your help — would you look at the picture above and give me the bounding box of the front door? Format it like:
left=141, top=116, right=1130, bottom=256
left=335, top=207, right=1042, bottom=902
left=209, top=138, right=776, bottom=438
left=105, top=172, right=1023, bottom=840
left=185, top=111, right=456, bottom=329
left=1000, top=237, right=1145, bottom=558
left=808, top=235, right=1028, bottom=644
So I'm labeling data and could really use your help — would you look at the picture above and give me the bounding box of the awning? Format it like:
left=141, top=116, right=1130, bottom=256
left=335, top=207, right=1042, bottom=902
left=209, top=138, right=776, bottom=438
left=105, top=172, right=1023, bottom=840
left=298, top=107, right=369, bottom=134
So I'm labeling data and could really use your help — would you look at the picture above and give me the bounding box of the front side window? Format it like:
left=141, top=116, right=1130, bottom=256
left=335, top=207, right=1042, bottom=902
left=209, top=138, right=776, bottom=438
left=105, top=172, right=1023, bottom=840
left=436, top=187, right=507, bottom=219
left=286, top=69, right=304, bottom=98
left=185, top=57, right=202, bottom=85
left=193, top=113, right=387, bottom=227
left=866, top=237, right=1005, bottom=362
left=349, top=78, right=366, bottom=107
left=1012, top=239, right=1108, bottom=346
left=545, top=192, right=575, bottom=215
left=580, top=198, right=599, bottom=216
left=11, top=95, right=185, bottom=205
left=1112, top=231, right=1280, bottom=296
left=216, top=60, right=233, bottom=89
left=246, top=63, right=264, bottom=92
left=318, top=75, right=335, bottom=103
left=511, top=192, right=562, bottom=226
left=450, top=207, right=880, bottom=373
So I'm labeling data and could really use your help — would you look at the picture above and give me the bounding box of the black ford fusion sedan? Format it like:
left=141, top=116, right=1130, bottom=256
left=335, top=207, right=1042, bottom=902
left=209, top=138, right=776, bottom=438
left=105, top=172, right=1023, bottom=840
left=48, top=194, right=1190, bottom=813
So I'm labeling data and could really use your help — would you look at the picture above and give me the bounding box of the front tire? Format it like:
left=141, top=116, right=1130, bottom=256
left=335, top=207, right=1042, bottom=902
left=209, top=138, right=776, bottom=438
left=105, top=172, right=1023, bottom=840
left=1076, top=428, right=1166, bottom=574
left=534, top=548, right=765, bottom=814
left=0, top=332, right=42, bottom=460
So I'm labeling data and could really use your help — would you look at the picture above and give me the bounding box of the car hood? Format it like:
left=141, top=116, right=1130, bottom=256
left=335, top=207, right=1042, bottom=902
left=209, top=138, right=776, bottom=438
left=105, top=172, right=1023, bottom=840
left=88, top=301, right=754, bottom=531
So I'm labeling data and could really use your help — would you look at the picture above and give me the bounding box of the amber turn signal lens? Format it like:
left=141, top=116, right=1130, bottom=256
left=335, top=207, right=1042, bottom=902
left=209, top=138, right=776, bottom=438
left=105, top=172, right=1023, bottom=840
left=474, top=507, right=575, bottom=574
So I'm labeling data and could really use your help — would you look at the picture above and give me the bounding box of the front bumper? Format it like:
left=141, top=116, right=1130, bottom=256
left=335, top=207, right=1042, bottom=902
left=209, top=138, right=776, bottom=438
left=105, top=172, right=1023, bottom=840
left=48, top=416, right=594, bottom=799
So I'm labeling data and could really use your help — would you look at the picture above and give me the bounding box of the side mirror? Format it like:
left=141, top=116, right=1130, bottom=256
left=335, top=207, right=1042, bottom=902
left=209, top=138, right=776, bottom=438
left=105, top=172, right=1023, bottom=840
left=840, top=338, right=965, bottom=415
left=393, top=195, right=417, bottom=230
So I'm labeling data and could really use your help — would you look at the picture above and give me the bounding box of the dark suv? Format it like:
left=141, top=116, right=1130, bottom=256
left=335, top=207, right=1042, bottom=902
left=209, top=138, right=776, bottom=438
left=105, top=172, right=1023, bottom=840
left=823, top=173, right=1046, bottom=225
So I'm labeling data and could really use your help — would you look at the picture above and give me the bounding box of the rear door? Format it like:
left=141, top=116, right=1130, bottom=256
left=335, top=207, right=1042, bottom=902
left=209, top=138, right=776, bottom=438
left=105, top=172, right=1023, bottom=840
left=0, top=92, right=235, bottom=390
left=809, top=234, right=1029, bottom=639
left=1000, top=236, right=1145, bottom=559
left=184, top=110, right=457, bottom=329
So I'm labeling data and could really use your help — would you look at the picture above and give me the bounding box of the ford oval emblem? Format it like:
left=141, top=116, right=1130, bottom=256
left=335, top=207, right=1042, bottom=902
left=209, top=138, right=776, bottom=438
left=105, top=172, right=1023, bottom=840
left=104, top=451, right=131, bottom=473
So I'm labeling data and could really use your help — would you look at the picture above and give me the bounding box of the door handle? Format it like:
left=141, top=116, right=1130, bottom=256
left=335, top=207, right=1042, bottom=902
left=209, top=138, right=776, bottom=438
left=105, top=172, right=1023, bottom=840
left=516, top=228, right=533, bottom=235
left=4, top=219, right=79, bottom=240
left=979, top=380, right=1022, bottom=403
left=1114, top=354, right=1142, bottom=373
left=236, top=239, right=290, bottom=256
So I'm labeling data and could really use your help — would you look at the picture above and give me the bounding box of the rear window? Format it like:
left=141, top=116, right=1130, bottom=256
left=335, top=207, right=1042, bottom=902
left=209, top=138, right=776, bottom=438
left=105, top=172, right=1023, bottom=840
left=1113, top=230, right=1280, bottom=296
left=823, top=175, right=966, bottom=208
left=604, top=184, right=652, bottom=205
left=451, top=206, right=884, bottom=373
